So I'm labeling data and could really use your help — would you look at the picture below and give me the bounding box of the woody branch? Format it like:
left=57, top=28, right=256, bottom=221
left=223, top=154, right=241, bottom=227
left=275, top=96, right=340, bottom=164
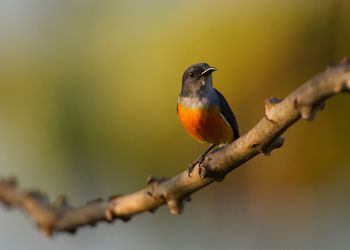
left=0, top=59, right=350, bottom=237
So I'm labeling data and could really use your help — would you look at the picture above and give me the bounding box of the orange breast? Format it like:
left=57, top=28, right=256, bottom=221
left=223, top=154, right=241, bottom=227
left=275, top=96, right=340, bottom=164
left=177, top=104, right=233, bottom=144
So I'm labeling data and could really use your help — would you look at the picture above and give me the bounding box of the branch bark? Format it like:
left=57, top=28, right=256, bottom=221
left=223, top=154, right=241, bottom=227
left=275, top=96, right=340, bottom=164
left=1, top=59, right=350, bottom=236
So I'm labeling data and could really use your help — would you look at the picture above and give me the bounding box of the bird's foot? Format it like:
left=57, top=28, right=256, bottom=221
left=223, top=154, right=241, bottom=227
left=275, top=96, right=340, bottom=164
left=187, top=144, right=216, bottom=178
left=187, top=155, right=206, bottom=177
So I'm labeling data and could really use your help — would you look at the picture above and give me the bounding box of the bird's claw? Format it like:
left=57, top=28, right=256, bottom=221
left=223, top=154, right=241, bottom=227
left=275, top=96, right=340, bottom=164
left=187, top=156, right=205, bottom=177
left=187, top=163, right=195, bottom=177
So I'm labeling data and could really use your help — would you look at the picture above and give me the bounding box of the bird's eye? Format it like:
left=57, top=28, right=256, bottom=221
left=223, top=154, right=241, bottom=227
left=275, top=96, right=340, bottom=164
left=189, top=72, right=194, bottom=77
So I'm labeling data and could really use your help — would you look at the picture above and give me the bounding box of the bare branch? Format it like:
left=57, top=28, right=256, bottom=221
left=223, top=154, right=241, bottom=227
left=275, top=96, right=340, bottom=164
left=1, top=59, right=350, bottom=236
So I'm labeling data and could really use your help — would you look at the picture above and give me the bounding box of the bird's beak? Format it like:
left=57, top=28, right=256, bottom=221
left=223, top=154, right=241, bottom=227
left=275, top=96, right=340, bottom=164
left=200, top=67, right=217, bottom=76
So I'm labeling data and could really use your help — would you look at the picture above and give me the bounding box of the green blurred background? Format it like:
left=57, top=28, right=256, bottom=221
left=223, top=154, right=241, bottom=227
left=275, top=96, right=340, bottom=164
left=0, top=0, right=350, bottom=249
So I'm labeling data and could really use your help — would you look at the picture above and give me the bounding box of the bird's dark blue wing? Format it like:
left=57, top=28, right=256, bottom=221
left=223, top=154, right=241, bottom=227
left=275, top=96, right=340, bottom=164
left=214, top=89, right=240, bottom=140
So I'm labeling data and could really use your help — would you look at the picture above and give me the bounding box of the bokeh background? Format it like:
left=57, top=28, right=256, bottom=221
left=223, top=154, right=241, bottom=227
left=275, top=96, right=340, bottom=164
left=1, top=0, right=350, bottom=249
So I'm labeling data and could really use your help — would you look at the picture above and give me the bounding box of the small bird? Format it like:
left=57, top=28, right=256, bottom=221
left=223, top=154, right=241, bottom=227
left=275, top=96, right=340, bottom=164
left=177, top=63, right=239, bottom=176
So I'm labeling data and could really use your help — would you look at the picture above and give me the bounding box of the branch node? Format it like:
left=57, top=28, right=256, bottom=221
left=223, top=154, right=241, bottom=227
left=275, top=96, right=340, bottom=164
left=265, top=97, right=282, bottom=122
left=25, top=190, right=49, bottom=204
left=159, top=194, right=167, bottom=203
left=105, top=208, right=115, bottom=222
left=260, top=136, right=285, bottom=156
left=167, top=199, right=183, bottom=215
left=198, top=160, right=226, bottom=182
left=146, top=175, right=167, bottom=185
left=295, top=98, right=325, bottom=121
left=106, top=201, right=131, bottom=222
left=146, top=176, right=168, bottom=201
left=53, top=195, right=70, bottom=211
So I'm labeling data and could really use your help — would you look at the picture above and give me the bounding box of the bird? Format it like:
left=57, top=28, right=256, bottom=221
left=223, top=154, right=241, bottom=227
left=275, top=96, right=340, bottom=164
left=177, top=63, right=239, bottom=176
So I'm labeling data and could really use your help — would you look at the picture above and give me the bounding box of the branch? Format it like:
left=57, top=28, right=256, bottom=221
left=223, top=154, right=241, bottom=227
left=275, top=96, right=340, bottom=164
left=1, top=59, right=350, bottom=236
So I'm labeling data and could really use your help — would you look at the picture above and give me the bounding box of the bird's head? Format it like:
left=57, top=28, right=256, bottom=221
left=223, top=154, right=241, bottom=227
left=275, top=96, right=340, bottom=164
left=181, top=63, right=217, bottom=97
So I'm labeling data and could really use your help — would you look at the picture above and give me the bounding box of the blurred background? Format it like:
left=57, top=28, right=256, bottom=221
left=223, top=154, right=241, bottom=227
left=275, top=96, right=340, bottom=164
left=0, top=0, right=350, bottom=249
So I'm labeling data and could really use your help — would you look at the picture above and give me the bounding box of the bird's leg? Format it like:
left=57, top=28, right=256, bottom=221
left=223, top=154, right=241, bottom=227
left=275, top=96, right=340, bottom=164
left=188, top=144, right=216, bottom=177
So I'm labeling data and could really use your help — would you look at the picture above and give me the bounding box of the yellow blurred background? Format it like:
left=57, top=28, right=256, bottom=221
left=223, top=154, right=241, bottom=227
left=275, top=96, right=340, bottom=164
left=0, top=0, right=350, bottom=249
